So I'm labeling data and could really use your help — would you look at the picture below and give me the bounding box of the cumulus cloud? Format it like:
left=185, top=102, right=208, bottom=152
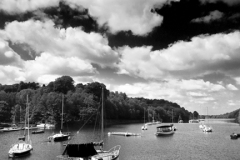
left=191, top=10, right=224, bottom=23
left=24, top=52, right=97, bottom=81
left=1, top=19, right=119, bottom=67
left=64, top=0, right=171, bottom=35
left=0, top=0, right=180, bottom=35
left=0, top=19, right=121, bottom=84
left=0, top=0, right=60, bottom=14
left=228, top=100, right=236, bottom=106
left=0, top=65, right=24, bottom=84
left=226, top=84, right=238, bottom=90
left=112, top=79, right=223, bottom=110
left=117, top=31, right=240, bottom=81
left=187, top=92, right=208, bottom=97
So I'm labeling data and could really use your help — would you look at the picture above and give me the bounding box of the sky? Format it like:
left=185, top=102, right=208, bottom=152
left=0, top=0, right=240, bottom=115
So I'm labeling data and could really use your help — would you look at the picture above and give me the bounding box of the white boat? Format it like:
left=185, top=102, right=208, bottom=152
left=9, top=95, right=33, bottom=158
left=141, top=108, right=148, bottom=130
left=203, top=126, right=212, bottom=132
left=178, top=115, right=183, bottom=123
left=141, top=125, right=148, bottom=130
left=48, top=94, right=70, bottom=142
left=1, top=124, right=22, bottom=132
left=37, top=123, right=55, bottom=129
left=108, top=132, right=141, bottom=137
left=189, top=119, right=200, bottom=123
left=202, top=106, right=213, bottom=133
left=57, top=87, right=121, bottom=160
left=155, top=124, right=175, bottom=136
left=199, top=124, right=205, bottom=129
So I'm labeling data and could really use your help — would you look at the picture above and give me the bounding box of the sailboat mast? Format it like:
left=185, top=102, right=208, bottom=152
left=101, top=87, right=104, bottom=140
left=27, top=94, right=29, bottom=141
left=144, top=108, right=145, bottom=124
left=61, top=94, right=64, bottom=131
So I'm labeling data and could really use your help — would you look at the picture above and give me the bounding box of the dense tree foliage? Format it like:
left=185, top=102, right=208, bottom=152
left=0, top=76, right=196, bottom=125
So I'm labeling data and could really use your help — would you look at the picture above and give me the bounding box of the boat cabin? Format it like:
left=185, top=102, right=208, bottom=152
left=156, top=124, right=174, bottom=132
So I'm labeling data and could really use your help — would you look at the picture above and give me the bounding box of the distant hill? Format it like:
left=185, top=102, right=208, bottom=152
left=200, top=109, right=240, bottom=123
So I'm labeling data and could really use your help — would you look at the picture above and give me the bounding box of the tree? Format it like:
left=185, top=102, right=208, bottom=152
left=193, top=111, right=199, bottom=119
left=53, top=76, right=75, bottom=94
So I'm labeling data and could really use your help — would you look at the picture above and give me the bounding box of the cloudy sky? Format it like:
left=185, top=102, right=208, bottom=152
left=0, top=0, right=240, bottom=115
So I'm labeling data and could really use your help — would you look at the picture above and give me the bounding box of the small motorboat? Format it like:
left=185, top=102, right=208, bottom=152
left=155, top=124, right=175, bottom=136
left=230, top=133, right=240, bottom=139
left=141, top=125, right=148, bottom=130
left=202, top=126, right=212, bottom=132
left=36, top=123, right=55, bottom=129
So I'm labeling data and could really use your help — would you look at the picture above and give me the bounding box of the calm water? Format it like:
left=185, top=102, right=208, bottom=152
left=1, top=119, right=240, bottom=160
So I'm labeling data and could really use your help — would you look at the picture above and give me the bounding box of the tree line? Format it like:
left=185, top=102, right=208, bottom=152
left=0, top=76, right=198, bottom=126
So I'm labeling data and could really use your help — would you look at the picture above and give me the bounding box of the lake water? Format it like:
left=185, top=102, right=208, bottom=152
left=1, top=119, right=240, bottom=160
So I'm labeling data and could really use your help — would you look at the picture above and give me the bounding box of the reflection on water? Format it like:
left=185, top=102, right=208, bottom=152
left=0, top=119, right=240, bottom=160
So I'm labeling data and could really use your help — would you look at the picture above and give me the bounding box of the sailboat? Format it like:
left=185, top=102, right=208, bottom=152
left=8, top=95, right=33, bottom=158
left=202, top=106, right=212, bottom=133
left=57, top=87, right=121, bottom=160
left=178, top=115, right=183, bottom=123
left=141, top=108, right=147, bottom=130
left=48, top=94, right=70, bottom=142
left=1, top=105, right=22, bottom=132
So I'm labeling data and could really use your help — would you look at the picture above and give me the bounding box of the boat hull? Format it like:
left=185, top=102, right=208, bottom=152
left=8, top=143, right=32, bottom=158
left=155, top=131, right=175, bottom=136
left=49, top=133, right=70, bottom=142
left=32, top=130, right=44, bottom=134
left=1, top=127, right=22, bottom=132
left=54, top=135, right=70, bottom=142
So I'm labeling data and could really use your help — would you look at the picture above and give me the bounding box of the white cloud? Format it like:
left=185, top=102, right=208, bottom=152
left=228, top=100, right=236, bottom=106
left=64, top=0, right=179, bottom=35
left=1, top=19, right=119, bottom=67
left=117, top=31, right=240, bottom=81
left=0, top=0, right=60, bottom=14
left=0, top=0, right=180, bottom=36
left=187, top=92, right=207, bottom=97
left=192, top=10, right=224, bottom=23
left=0, top=65, right=24, bottom=84
left=112, top=79, right=223, bottom=110
left=235, top=77, right=240, bottom=85
left=24, top=52, right=97, bottom=83
left=226, top=84, right=238, bottom=90
left=0, top=19, right=121, bottom=85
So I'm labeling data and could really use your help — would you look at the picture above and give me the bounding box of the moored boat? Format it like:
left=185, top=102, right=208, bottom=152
left=48, top=94, right=70, bottom=142
left=230, top=133, right=240, bottom=139
left=36, top=123, right=55, bottom=129
left=108, top=132, right=141, bottom=137
left=8, top=94, right=33, bottom=158
left=32, top=129, right=44, bottom=134
left=141, top=125, right=148, bottom=130
left=155, top=124, right=175, bottom=136
left=202, top=125, right=212, bottom=132
left=189, top=119, right=200, bottom=123
left=57, top=87, right=120, bottom=160
left=1, top=124, right=22, bottom=132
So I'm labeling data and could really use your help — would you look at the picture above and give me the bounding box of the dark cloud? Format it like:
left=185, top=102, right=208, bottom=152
left=9, top=42, right=36, bottom=60
left=43, top=1, right=98, bottom=33
left=108, top=0, right=240, bottom=50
